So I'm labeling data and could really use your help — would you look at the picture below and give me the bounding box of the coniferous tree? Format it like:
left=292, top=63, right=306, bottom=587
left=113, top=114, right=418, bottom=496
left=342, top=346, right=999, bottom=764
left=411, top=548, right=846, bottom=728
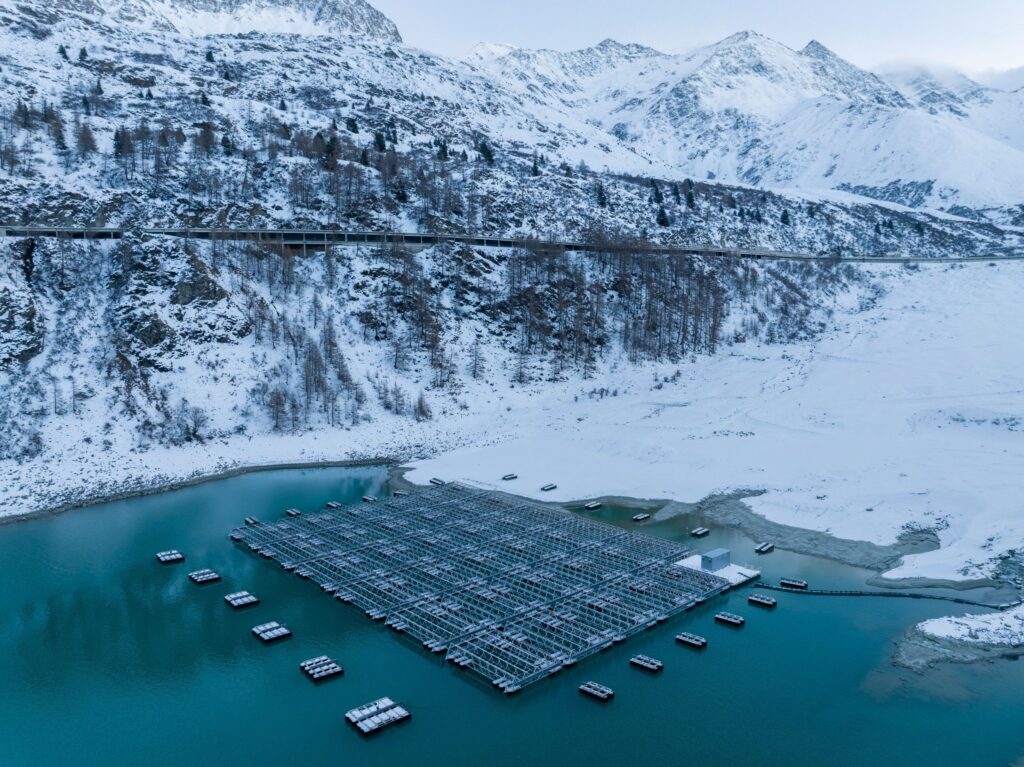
left=781, top=209, right=791, bottom=226
left=76, top=121, right=97, bottom=157
left=656, top=206, right=670, bottom=227
left=78, top=47, right=88, bottom=62
left=345, top=116, right=358, bottom=133
left=478, top=140, right=494, bottom=165
left=373, top=130, right=386, bottom=152
left=650, top=179, right=664, bottom=204
left=58, top=45, right=68, bottom=60
left=595, top=182, right=608, bottom=208
left=686, top=190, right=696, bottom=209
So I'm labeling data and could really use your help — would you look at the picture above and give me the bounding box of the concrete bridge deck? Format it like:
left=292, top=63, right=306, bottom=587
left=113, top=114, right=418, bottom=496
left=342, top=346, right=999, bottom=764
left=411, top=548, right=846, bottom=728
left=2, top=226, right=1020, bottom=264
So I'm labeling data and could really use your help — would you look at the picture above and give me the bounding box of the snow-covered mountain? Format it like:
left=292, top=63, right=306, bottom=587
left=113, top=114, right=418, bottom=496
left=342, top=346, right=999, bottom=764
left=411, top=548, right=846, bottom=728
left=468, top=31, right=1024, bottom=211
left=2, top=0, right=1022, bottom=212
left=882, top=66, right=1024, bottom=160
left=5, top=0, right=402, bottom=40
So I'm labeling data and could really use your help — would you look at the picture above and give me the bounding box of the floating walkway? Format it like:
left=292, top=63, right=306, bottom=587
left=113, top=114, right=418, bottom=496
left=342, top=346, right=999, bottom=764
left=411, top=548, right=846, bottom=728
left=346, top=697, right=411, bottom=735
left=758, top=583, right=1019, bottom=611
left=231, top=483, right=729, bottom=693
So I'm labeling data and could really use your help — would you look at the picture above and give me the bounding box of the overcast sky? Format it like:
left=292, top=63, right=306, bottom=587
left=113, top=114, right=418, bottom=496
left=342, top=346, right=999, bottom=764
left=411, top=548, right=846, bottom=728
left=372, top=0, right=1024, bottom=75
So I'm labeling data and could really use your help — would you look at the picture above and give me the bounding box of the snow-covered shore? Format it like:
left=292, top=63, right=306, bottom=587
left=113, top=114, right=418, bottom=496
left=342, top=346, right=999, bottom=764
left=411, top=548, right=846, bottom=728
left=3, top=261, right=1023, bottom=652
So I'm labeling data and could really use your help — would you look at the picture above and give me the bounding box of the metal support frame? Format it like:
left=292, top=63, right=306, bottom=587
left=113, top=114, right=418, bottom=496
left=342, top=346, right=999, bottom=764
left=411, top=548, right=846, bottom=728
left=232, top=483, right=729, bottom=692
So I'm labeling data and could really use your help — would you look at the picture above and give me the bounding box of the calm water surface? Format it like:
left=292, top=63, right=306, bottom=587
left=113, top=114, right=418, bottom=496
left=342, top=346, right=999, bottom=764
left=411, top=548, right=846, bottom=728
left=1, top=467, right=1022, bottom=767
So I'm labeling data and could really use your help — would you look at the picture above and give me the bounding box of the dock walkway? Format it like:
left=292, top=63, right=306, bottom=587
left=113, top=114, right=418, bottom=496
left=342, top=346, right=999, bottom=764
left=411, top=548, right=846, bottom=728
left=758, top=584, right=1020, bottom=611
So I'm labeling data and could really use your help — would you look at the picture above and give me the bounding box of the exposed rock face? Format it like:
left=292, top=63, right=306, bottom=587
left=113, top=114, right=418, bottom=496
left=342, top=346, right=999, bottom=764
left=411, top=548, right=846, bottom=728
left=0, top=242, right=43, bottom=366
left=170, top=257, right=229, bottom=306
left=0, top=283, right=43, bottom=365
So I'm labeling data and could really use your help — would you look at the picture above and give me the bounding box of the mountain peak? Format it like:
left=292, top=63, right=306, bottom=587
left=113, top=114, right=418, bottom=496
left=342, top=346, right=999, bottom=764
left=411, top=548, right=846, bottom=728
left=465, top=41, right=520, bottom=64
left=800, top=39, right=835, bottom=59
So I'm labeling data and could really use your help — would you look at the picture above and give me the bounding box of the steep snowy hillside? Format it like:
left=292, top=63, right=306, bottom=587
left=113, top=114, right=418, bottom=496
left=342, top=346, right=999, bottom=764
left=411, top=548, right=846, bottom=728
left=469, top=32, right=1024, bottom=211
left=884, top=66, right=1024, bottom=155
left=2, top=0, right=403, bottom=40
left=2, top=0, right=1012, bottom=253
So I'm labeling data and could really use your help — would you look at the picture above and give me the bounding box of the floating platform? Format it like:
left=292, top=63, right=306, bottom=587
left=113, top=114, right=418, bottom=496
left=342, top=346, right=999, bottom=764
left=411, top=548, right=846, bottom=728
left=501, top=473, right=518, bottom=481
left=780, top=578, right=809, bottom=590
left=715, top=612, right=745, bottom=627
left=541, top=484, right=557, bottom=492
left=346, top=697, right=411, bottom=735
left=325, top=501, right=343, bottom=509
left=188, top=569, right=221, bottom=585
left=691, top=527, right=711, bottom=538
left=393, top=491, right=409, bottom=497
left=225, top=591, right=260, bottom=609
left=244, top=516, right=260, bottom=526
left=583, top=501, right=602, bottom=510
left=429, top=478, right=445, bottom=486
left=748, top=594, right=777, bottom=609
left=362, top=496, right=377, bottom=503
left=300, top=655, right=344, bottom=683
left=579, top=681, right=614, bottom=701
left=676, top=632, right=708, bottom=649
left=286, top=508, right=302, bottom=518
left=632, top=513, right=651, bottom=522
left=156, top=550, right=184, bottom=564
left=252, top=621, right=291, bottom=643
left=755, top=542, right=775, bottom=554
left=231, top=483, right=730, bottom=693
left=630, top=655, right=664, bottom=672
left=676, top=554, right=760, bottom=588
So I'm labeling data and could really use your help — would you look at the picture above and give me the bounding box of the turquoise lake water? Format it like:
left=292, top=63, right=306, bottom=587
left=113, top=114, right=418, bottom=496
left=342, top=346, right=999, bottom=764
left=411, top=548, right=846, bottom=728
left=1, top=466, right=1022, bottom=767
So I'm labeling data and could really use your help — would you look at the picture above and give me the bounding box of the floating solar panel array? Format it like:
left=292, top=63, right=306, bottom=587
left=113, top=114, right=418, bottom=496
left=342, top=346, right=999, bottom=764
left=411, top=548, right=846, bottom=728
left=231, top=483, right=729, bottom=693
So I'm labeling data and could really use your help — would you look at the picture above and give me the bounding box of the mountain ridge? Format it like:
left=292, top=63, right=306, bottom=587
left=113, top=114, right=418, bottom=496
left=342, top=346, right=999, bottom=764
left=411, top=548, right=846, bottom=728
left=0, top=0, right=403, bottom=40
left=0, top=0, right=1022, bottom=211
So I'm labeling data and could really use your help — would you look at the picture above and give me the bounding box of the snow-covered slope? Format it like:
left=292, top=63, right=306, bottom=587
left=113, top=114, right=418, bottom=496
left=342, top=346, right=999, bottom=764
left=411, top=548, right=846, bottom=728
left=883, top=66, right=1024, bottom=158
left=468, top=32, right=1024, bottom=211
left=4, top=0, right=403, bottom=40
left=3, top=0, right=1023, bottom=213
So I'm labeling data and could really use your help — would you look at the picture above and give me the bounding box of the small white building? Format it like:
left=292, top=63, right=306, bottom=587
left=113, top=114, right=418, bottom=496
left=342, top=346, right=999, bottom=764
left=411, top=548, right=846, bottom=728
left=701, top=548, right=731, bottom=572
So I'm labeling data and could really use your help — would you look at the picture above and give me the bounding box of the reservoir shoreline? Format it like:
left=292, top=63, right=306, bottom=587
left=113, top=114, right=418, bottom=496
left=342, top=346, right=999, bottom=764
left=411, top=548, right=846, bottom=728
left=4, top=457, right=1018, bottom=669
